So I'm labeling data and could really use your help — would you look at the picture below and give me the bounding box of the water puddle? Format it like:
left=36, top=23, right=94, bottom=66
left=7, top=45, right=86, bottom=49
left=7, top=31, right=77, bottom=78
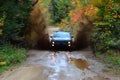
left=70, top=58, right=89, bottom=70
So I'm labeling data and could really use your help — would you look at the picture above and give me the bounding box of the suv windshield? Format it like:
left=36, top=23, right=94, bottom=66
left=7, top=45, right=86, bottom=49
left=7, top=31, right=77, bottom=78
left=53, top=32, right=70, bottom=38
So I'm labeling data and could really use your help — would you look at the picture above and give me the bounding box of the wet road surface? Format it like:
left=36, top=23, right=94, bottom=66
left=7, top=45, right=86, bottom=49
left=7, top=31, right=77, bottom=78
left=0, top=50, right=120, bottom=80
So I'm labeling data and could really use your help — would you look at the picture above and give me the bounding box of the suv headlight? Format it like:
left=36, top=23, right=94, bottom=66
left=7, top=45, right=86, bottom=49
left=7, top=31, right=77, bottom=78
left=68, top=41, right=71, bottom=46
left=52, top=41, right=55, bottom=46
left=68, top=41, right=70, bottom=44
left=52, top=42, right=55, bottom=44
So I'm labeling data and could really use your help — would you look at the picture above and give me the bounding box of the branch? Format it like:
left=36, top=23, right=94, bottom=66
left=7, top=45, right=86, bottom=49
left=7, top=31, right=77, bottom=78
left=32, top=0, right=39, bottom=6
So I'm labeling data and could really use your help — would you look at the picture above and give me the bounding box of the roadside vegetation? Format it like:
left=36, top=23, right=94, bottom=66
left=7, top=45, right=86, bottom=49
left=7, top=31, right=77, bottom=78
left=0, top=44, right=27, bottom=73
left=104, top=53, right=120, bottom=71
left=0, top=0, right=32, bottom=73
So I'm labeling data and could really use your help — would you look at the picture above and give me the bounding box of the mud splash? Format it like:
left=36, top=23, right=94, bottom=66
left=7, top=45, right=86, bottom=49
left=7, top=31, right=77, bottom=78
left=25, top=3, right=50, bottom=49
left=75, top=16, right=93, bottom=50
left=70, top=58, right=89, bottom=70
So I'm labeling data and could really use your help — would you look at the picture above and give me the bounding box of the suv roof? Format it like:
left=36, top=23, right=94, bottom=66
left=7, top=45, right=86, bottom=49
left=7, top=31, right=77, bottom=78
left=55, top=30, right=69, bottom=32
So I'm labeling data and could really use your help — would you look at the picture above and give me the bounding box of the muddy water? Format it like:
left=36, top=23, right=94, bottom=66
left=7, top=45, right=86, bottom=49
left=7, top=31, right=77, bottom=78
left=0, top=50, right=120, bottom=80
left=70, top=58, right=89, bottom=70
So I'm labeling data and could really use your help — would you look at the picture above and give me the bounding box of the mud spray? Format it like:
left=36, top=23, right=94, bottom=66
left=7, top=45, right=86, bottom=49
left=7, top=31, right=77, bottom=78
left=25, top=1, right=50, bottom=49
left=74, top=16, right=93, bottom=50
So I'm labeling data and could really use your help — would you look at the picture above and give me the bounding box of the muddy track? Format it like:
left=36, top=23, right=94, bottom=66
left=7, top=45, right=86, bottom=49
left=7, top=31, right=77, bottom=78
left=0, top=50, right=120, bottom=80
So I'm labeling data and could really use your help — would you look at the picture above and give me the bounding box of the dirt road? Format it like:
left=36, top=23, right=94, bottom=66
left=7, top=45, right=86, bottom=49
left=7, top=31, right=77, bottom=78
left=0, top=50, right=120, bottom=80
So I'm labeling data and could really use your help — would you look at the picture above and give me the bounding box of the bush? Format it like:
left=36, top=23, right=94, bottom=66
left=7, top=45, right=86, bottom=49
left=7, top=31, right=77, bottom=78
left=91, top=0, right=120, bottom=53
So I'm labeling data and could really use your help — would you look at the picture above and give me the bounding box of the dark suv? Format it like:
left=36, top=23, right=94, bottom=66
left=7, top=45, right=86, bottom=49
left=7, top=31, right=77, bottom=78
left=50, top=31, right=73, bottom=50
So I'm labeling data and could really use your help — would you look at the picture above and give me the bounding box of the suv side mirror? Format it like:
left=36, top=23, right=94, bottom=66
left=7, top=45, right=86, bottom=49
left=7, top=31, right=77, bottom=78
left=71, top=35, right=74, bottom=38
left=50, top=36, right=53, bottom=38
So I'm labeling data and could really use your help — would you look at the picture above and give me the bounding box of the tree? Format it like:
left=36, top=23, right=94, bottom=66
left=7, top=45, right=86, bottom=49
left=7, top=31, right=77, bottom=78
left=0, top=0, right=32, bottom=44
left=50, top=0, right=72, bottom=23
left=91, top=0, right=120, bottom=53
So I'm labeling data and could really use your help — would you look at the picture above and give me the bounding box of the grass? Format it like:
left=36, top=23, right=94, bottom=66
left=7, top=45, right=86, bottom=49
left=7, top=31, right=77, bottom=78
left=95, top=50, right=120, bottom=73
left=102, top=51, right=120, bottom=72
left=0, top=66, right=9, bottom=73
left=0, top=44, right=27, bottom=73
left=104, top=55, right=120, bottom=71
